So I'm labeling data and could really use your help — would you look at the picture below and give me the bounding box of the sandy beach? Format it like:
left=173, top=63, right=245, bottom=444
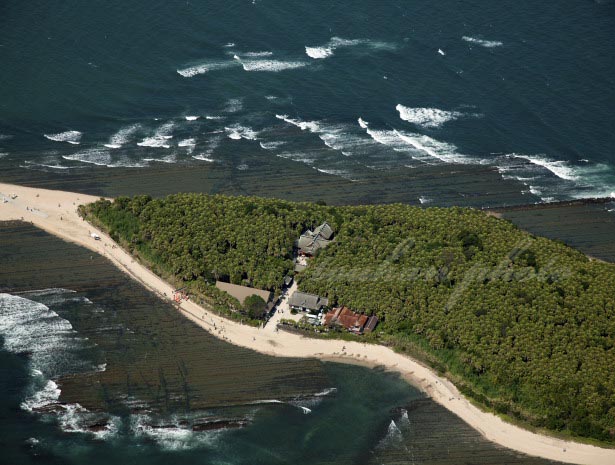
left=1, top=182, right=614, bottom=465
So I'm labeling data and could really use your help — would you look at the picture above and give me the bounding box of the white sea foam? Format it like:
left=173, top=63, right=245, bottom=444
left=137, top=122, right=175, bottom=148
left=0, top=293, right=100, bottom=421
left=131, top=414, right=222, bottom=450
left=21, top=379, right=62, bottom=412
left=419, top=196, right=432, bottom=204
left=462, top=36, right=503, bottom=48
left=63, top=147, right=112, bottom=166
left=192, top=154, right=215, bottom=162
left=0, top=152, right=8, bottom=158
left=239, top=59, right=307, bottom=72
left=178, top=138, right=196, bottom=154
left=143, top=154, right=177, bottom=164
left=238, top=51, right=273, bottom=58
left=225, top=124, right=258, bottom=141
left=44, top=130, right=82, bottom=145
left=56, top=402, right=121, bottom=440
left=17, top=288, right=76, bottom=297
left=314, top=387, right=337, bottom=397
left=314, top=167, right=355, bottom=180
left=276, top=152, right=316, bottom=165
left=0, top=134, right=13, bottom=141
left=510, top=154, right=578, bottom=181
left=305, top=46, right=333, bottom=59
left=276, top=114, right=320, bottom=132
left=494, top=154, right=615, bottom=201
left=259, top=140, right=286, bottom=150
left=23, top=160, right=72, bottom=170
left=393, top=130, right=469, bottom=164
left=64, top=147, right=146, bottom=168
left=223, top=42, right=235, bottom=48
left=177, top=60, right=238, bottom=77
left=185, top=115, right=199, bottom=121
left=396, top=104, right=465, bottom=128
left=305, top=37, right=395, bottom=59
left=104, top=124, right=141, bottom=149
left=385, top=419, right=403, bottom=442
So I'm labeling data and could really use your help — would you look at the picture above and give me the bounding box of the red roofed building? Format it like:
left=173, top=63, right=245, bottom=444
left=324, top=306, right=377, bottom=334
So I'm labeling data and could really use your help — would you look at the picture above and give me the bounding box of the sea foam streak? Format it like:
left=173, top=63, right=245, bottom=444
left=462, top=36, right=503, bottom=48
left=494, top=154, right=615, bottom=201
left=178, top=138, right=196, bottom=154
left=177, top=60, right=239, bottom=77
left=305, top=37, right=395, bottom=59
left=44, top=130, right=82, bottom=145
left=105, top=124, right=141, bottom=149
left=510, top=154, right=578, bottom=181
left=358, top=117, right=468, bottom=164
left=137, top=122, right=175, bottom=148
left=63, top=147, right=112, bottom=166
left=131, top=414, right=223, bottom=450
left=396, top=104, right=465, bottom=128
left=225, top=124, right=258, bottom=140
left=239, top=58, right=307, bottom=72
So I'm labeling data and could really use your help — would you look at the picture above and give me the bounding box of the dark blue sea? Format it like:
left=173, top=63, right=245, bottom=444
left=0, top=0, right=613, bottom=203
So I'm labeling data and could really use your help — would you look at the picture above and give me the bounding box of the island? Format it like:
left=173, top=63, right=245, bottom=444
left=1, top=182, right=614, bottom=465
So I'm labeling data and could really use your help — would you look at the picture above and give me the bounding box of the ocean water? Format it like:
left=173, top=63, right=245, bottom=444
left=0, top=0, right=613, bottom=205
left=0, top=223, right=562, bottom=464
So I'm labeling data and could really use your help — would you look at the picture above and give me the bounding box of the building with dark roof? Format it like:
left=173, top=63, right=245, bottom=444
left=288, top=291, right=328, bottom=312
left=297, top=222, right=334, bottom=256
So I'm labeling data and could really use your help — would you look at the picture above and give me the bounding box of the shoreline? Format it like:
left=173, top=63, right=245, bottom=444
left=1, top=182, right=614, bottom=465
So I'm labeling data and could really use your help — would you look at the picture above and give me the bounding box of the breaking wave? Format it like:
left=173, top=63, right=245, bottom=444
left=104, top=124, right=141, bottom=149
left=225, top=124, right=258, bottom=141
left=396, top=104, right=468, bottom=129
left=305, top=37, right=396, bottom=59
left=130, top=414, right=224, bottom=450
left=259, top=140, right=286, bottom=150
left=496, top=154, right=615, bottom=201
left=44, top=130, right=82, bottom=145
left=178, top=52, right=306, bottom=77
left=137, top=121, right=175, bottom=148
left=509, top=154, right=577, bottom=181
left=237, top=57, right=308, bottom=72
left=63, top=148, right=147, bottom=168
left=177, top=60, right=238, bottom=77
left=178, top=138, right=196, bottom=154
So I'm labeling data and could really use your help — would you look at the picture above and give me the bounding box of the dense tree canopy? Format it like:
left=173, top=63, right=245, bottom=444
left=82, top=194, right=615, bottom=443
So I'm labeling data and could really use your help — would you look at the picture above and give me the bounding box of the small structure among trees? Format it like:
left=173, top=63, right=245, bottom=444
left=297, top=222, right=334, bottom=256
left=288, top=291, right=328, bottom=313
left=215, top=281, right=274, bottom=318
left=324, top=306, right=378, bottom=334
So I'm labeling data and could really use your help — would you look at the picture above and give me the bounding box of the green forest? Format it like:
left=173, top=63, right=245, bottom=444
left=81, top=193, right=615, bottom=443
